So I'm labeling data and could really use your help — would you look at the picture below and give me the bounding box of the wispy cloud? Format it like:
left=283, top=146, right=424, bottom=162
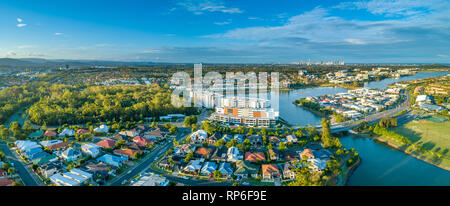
left=54, top=32, right=64, bottom=36
left=16, top=17, right=27, bottom=28
left=214, top=19, right=232, bottom=25
left=176, top=0, right=243, bottom=15
left=18, top=45, right=35, bottom=49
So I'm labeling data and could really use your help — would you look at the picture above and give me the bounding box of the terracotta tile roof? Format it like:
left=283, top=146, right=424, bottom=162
left=262, top=164, right=280, bottom=176
left=195, top=147, right=212, bottom=157
left=132, top=136, right=153, bottom=147
left=300, top=149, right=314, bottom=159
left=96, top=139, right=116, bottom=148
left=47, top=142, right=70, bottom=150
left=245, top=152, right=266, bottom=162
left=76, top=129, right=90, bottom=134
left=114, top=148, right=140, bottom=158
left=0, top=178, right=14, bottom=186
left=44, top=130, right=57, bottom=137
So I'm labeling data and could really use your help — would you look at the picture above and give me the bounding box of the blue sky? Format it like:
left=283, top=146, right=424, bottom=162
left=1, top=0, right=449, bottom=63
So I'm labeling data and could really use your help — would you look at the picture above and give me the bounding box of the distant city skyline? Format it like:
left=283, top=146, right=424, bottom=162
left=0, top=0, right=449, bottom=63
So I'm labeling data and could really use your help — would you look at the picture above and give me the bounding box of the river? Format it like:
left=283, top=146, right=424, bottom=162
left=278, top=71, right=450, bottom=186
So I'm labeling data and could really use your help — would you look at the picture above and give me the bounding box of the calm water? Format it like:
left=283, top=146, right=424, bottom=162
left=279, top=71, right=450, bottom=186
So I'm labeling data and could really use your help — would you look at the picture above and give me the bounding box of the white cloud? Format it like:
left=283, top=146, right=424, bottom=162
left=334, top=0, right=446, bottom=17
left=6, top=51, right=17, bottom=57
left=205, top=2, right=450, bottom=47
left=176, top=0, right=243, bottom=15
left=18, top=45, right=35, bottom=49
left=17, top=23, right=27, bottom=28
left=17, top=18, right=23, bottom=23
left=214, top=20, right=232, bottom=25
left=54, top=32, right=64, bottom=36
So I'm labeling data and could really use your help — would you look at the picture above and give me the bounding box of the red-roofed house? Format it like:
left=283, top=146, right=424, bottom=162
left=245, top=152, right=266, bottom=163
left=47, top=141, right=70, bottom=151
left=114, top=148, right=141, bottom=159
left=262, top=164, right=281, bottom=180
left=44, top=130, right=57, bottom=137
left=96, top=139, right=116, bottom=149
left=0, top=178, right=14, bottom=186
left=132, top=136, right=154, bottom=147
left=76, top=129, right=90, bottom=135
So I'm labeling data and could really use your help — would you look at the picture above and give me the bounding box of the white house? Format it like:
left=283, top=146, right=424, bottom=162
left=58, top=129, right=75, bottom=137
left=227, top=146, right=242, bottom=162
left=81, top=143, right=100, bottom=157
left=190, top=130, right=208, bottom=143
left=94, top=125, right=109, bottom=134
left=60, top=147, right=81, bottom=162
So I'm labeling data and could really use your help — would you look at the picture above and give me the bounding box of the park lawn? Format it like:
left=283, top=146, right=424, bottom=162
left=391, top=118, right=450, bottom=167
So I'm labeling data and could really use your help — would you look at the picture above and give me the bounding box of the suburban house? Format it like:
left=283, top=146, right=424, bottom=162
left=97, top=154, right=128, bottom=167
left=119, top=130, right=139, bottom=138
left=93, top=125, right=109, bottom=134
left=58, top=128, right=75, bottom=137
left=96, top=139, right=116, bottom=149
left=282, top=162, right=297, bottom=180
left=81, top=143, right=101, bottom=157
left=183, top=159, right=204, bottom=174
left=283, top=151, right=301, bottom=162
left=84, top=162, right=110, bottom=179
left=247, top=135, right=263, bottom=147
left=47, top=142, right=70, bottom=151
left=44, top=130, right=57, bottom=137
left=76, top=129, right=90, bottom=135
left=190, top=130, right=208, bottom=143
left=268, top=149, right=280, bottom=161
left=244, top=152, right=266, bottom=163
left=308, top=158, right=328, bottom=172
left=234, top=160, right=259, bottom=179
left=194, top=147, right=213, bottom=158
left=300, top=149, right=315, bottom=159
left=39, top=162, right=61, bottom=178
left=49, top=169, right=93, bottom=186
left=0, top=178, right=14, bottom=186
left=269, top=136, right=281, bottom=145
left=234, top=134, right=245, bottom=144
left=221, top=134, right=233, bottom=142
left=132, top=136, right=154, bottom=147
left=40, top=140, right=62, bottom=148
left=60, top=147, right=82, bottom=162
left=32, top=155, right=58, bottom=166
left=113, top=148, right=141, bottom=159
left=227, top=146, right=242, bottom=162
left=144, top=128, right=167, bottom=141
left=174, top=144, right=195, bottom=156
left=217, top=162, right=233, bottom=177
left=286, top=135, right=298, bottom=144
left=210, top=146, right=227, bottom=161
left=262, top=164, right=281, bottom=181
left=207, top=132, right=221, bottom=145
left=200, top=161, right=218, bottom=176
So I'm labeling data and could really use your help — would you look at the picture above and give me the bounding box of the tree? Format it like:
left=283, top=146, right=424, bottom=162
left=213, top=170, right=222, bottom=179
left=173, top=138, right=180, bottom=147
left=278, top=142, right=287, bottom=151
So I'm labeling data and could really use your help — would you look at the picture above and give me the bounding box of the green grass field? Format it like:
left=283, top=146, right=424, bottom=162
left=391, top=116, right=450, bottom=167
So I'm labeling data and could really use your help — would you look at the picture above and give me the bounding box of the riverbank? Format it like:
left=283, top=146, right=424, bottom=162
left=342, top=156, right=361, bottom=186
left=349, top=132, right=450, bottom=171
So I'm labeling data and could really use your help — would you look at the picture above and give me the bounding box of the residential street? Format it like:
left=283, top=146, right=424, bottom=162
left=0, top=141, right=42, bottom=186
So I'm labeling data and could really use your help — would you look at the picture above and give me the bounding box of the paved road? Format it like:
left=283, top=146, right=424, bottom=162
left=107, top=128, right=191, bottom=186
left=0, top=142, right=42, bottom=186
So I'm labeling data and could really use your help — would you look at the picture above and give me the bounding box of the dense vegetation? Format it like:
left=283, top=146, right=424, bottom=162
left=0, top=82, right=51, bottom=123
left=27, top=84, right=198, bottom=125
left=294, top=98, right=332, bottom=116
